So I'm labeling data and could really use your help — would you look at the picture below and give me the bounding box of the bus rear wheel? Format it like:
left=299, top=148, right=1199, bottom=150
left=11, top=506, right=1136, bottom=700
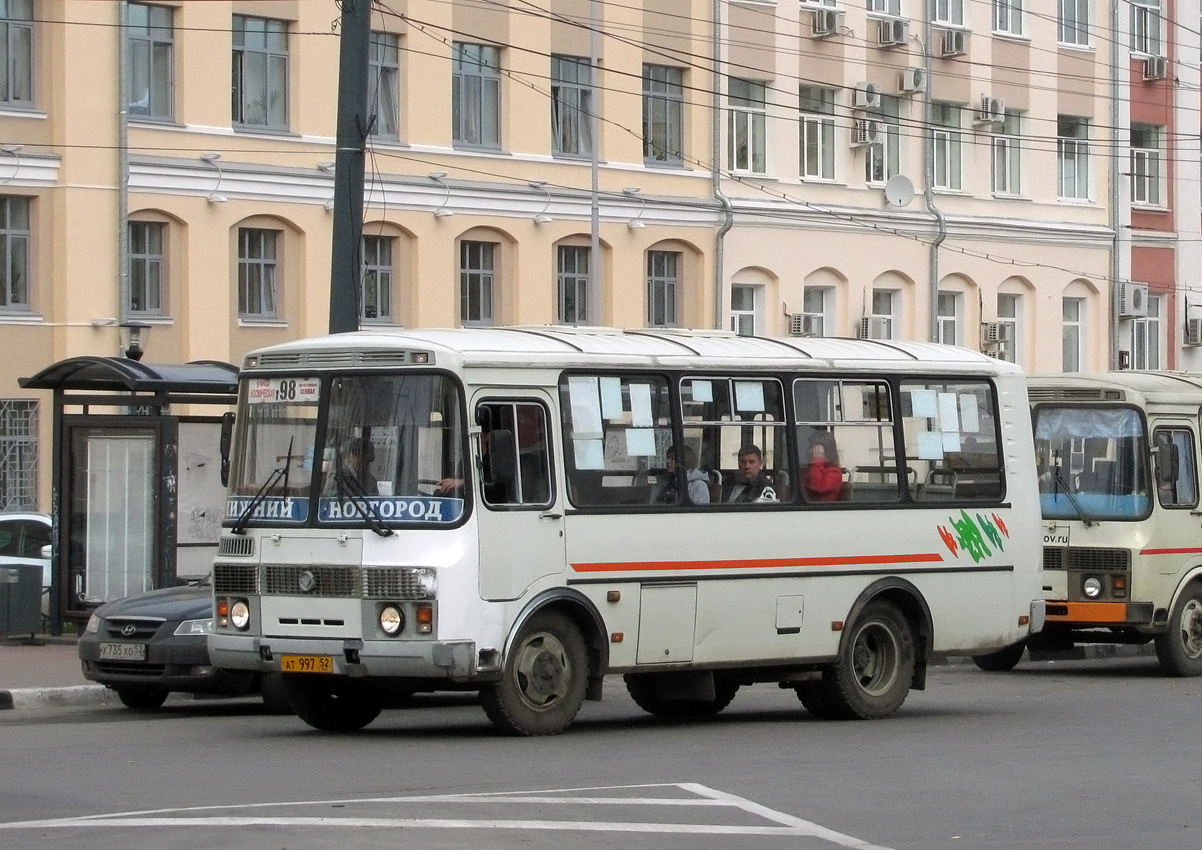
left=480, top=612, right=588, bottom=736
left=971, top=641, right=1027, bottom=672
left=283, top=676, right=383, bottom=732
left=624, top=674, right=739, bottom=718
left=823, top=601, right=915, bottom=720
left=1154, top=584, right=1202, bottom=677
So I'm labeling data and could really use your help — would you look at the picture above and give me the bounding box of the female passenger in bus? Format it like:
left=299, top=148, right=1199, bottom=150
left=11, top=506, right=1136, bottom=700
left=650, top=445, right=710, bottom=505
left=800, top=431, right=844, bottom=502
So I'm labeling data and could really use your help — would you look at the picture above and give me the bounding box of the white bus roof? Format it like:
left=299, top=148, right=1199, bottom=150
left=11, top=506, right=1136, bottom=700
left=1028, top=372, right=1202, bottom=403
left=244, top=327, right=1022, bottom=375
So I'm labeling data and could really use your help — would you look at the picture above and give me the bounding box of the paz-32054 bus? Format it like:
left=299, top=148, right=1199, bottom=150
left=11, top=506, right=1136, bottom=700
left=208, top=327, right=1044, bottom=735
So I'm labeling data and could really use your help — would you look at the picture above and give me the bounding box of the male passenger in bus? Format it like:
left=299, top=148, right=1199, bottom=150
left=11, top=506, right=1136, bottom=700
left=650, top=445, right=710, bottom=504
left=800, top=432, right=843, bottom=502
left=723, top=444, right=774, bottom=503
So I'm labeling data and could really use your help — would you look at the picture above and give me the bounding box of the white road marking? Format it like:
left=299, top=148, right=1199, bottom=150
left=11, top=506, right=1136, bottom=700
left=0, top=782, right=897, bottom=849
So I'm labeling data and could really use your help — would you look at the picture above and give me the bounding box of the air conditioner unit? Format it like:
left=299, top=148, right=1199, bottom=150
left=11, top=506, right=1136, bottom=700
left=859, top=316, right=890, bottom=340
left=1186, top=317, right=1202, bottom=346
left=939, top=28, right=967, bottom=57
left=851, top=118, right=885, bottom=147
left=853, top=82, right=882, bottom=110
left=789, top=313, right=822, bottom=337
left=1118, top=282, right=1149, bottom=318
left=877, top=18, right=908, bottom=48
left=898, top=68, right=926, bottom=94
left=811, top=9, right=842, bottom=38
left=1143, top=56, right=1168, bottom=81
left=975, top=95, right=1005, bottom=125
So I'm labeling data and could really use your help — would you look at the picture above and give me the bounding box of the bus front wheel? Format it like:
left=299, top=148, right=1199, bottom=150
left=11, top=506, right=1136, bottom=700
left=480, top=611, right=589, bottom=736
left=824, top=601, right=916, bottom=719
left=283, top=676, right=382, bottom=732
left=1155, top=584, right=1202, bottom=677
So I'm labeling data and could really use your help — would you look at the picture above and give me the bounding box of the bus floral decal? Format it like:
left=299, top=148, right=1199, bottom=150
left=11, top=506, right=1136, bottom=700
left=938, top=511, right=1010, bottom=563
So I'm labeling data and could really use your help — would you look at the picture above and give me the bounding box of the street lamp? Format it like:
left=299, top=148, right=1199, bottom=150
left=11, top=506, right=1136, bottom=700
left=119, top=321, right=152, bottom=361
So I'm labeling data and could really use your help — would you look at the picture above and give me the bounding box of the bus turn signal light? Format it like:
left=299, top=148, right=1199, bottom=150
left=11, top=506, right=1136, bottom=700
left=416, top=605, right=433, bottom=634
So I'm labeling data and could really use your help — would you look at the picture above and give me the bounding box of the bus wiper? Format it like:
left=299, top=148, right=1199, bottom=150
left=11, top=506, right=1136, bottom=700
left=334, top=466, right=393, bottom=538
left=231, top=436, right=295, bottom=535
left=1051, top=465, right=1098, bottom=528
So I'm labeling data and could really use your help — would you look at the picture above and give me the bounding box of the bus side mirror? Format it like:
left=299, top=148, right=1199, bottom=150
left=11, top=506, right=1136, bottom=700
left=1155, top=442, right=1179, bottom=485
left=485, top=428, right=516, bottom=486
left=219, top=411, right=235, bottom=488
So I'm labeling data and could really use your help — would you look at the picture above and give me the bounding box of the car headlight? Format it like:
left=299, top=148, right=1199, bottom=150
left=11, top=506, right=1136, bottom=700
left=229, top=600, right=251, bottom=631
left=85, top=614, right=101, bottom=634
left=379, top=605, right=404, bottom=636
left=174, top=618, right=215, bottom=636
left=1083, top=576, right=1103, bottom=599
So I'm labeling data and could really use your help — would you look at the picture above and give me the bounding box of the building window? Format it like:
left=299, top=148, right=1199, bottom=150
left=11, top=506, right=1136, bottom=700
left=993, top=0, right=1023, bottom=36
left=799, top=86, right=836, bottom=180
left=557, top=245, right=589, bottom=325
left=932, top=103, right=962, bottom=190
left=1062, top=297, right=1084, bottom=371
left=232, top=16, right=289, bottom=129
left=1131, top=1, right=1163, bottom=56
left=0, top=398, right=37, bottom=510
left=643, top=65, right=684, bottom=165
left=1058, top=116, right=1090, bottom=200
left=997, top=293, right=1020, bottom=364
left=934, top=0, right=965, bottom=26
left=128, top=221, right=164, bottom=315
left=802, top=286, right=828, bottom=337
left=1131, top=124, right=1163, bottom=206
left=1133, top=295, right=1164, bottom=370
left=237, top=228, right=278, bottom=318
left=865, top=95, right=901, bottom=183
left=551, top=56, right=593, bottom=157
left=460, top=240, right=496, bottom=325
left=0, top=0, right=32, bottom=106
left=0, top=196, right=30, bottom=310
left=991, top=111, right=1022, bottom=195
left=728, top=78, right=767, bottom=174
left=871, top=288, right=896, bottom=339
left=647, top=250, right=680, bottom=327
left=368, top=32, right=400, bottom=139
left=730, top=284, right=757, bottom=336
left=127, top=4, right=173, bottom=119
left=867, top=0, right=902, bottom=15
left=1058, top=0, right=1089, bottom=47
left=937, top=291, right=961, bottom=345
left=452, top=43, right=501, bottom=148
left=361, top=235, right=393, bottom=322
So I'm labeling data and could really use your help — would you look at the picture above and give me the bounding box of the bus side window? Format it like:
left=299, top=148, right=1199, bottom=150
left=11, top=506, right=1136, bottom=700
left=1154, top=428, right=1198, bottom=508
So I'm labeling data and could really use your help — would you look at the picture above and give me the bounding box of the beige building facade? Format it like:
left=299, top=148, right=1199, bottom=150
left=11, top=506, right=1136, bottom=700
left=1, top=0, right=1199, bottom=512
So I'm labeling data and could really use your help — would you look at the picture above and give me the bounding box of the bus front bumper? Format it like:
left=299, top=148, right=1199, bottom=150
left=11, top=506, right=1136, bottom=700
left=209, top=633, right=481, bottom=681
left=1043, top=601, right=1155, bottom=627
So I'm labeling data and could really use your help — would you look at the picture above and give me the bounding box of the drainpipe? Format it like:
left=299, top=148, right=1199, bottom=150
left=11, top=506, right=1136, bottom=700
left=922, top=6, right=945, bottom=343
left=711, top=0, right=734, bottom=330
left=118, top=2, right=130, bottom=328
left=1108, top=0, right=1122, bottom=370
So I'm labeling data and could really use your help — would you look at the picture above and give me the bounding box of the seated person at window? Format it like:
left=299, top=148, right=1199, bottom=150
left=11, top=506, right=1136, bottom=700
left=723, top=444, right=774, bottom=503
left=801, top=431, right=843, bottom=502
left=337, top=436, right=378, bottom=494
left=650, top=444, right=710, bottom=505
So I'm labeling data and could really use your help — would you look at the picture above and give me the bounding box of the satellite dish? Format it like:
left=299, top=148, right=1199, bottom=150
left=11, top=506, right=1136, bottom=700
left=884, top=174, right=915, bottom=207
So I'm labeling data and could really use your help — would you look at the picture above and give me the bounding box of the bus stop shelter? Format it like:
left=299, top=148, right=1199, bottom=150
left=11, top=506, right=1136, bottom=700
left=19, top=357, right=238, bottom=634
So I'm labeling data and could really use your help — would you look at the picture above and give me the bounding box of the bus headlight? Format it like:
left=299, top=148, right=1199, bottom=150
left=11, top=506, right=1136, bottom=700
left=379, top=605, right=404, bottom=636
left=1082, top=576, right=1103, bottom=599
left=229, top=599, right=251, bottom=630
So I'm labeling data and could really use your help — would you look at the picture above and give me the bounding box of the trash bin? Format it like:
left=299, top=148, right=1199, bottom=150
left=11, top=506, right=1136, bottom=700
left=0, top=564, right=42, bottom=636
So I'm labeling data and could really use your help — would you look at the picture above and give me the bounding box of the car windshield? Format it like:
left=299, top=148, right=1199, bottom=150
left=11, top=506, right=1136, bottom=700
left=1033, top=405, right=1150, bottom=520
left=226, top=373, right=467, bottom=527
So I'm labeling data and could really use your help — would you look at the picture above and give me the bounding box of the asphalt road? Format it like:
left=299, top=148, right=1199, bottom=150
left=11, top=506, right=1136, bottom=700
left=1, top=655, right=1198, bottom=850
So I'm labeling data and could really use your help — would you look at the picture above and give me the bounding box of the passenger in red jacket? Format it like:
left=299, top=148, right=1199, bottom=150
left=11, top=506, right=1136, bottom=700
left=801, top=432, right=844, bottom=502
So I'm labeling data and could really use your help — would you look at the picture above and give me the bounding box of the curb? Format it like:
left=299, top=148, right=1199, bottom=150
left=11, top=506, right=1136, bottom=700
left=0, top=684, right=111, bottom=711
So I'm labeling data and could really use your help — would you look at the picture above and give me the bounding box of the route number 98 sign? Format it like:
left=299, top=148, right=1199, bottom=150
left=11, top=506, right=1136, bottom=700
left=246, top=377, right=321, bottom=404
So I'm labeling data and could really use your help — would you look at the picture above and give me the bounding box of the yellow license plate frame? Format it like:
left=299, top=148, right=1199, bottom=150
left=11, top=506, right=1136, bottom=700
left=280, top=654, right=334, bottom=674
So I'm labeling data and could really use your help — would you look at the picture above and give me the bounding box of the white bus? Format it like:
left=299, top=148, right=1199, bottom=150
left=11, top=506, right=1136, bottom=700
left=1015, top=372, right=1202, bottom=676
left=208, top=327, right=1045, bottom=734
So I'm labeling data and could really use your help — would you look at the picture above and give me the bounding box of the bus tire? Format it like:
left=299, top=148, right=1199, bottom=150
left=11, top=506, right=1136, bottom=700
left=1154, top=584, right=1202, bottom=677
left=480, top=612, right=588, bottom=736
left=116, top=687, right=168, bottom=711
left=258, top=672, right=293, bottom=714
left=795, top=681, right=846, bottom=720
left=971, top=641, right=1026, bottom=672
left=283, top=676, right=382, bottom=732
left=824, top=601, right=915, bottom=720
left=624, top=674, right=739, bottom=718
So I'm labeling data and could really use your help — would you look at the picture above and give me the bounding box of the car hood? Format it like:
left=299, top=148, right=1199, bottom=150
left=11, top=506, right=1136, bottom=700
left=95, top=584, right=214, bottom=621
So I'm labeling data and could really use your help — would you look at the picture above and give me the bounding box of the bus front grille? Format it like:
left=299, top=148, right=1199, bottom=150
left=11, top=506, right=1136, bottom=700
left=264, top=565, right=361, bottom=597
left=1042, top=547, right=1131, bottom=572
left=217, top=565, right=432, bottom=600
left=214, top=563, right=259, bottom=594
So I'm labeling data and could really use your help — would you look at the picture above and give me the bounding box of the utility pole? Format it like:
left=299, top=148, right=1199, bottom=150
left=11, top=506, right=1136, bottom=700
left=328, top=0, right=372, bottom=334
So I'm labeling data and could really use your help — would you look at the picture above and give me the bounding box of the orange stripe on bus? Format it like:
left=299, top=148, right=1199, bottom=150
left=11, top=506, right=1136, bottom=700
left=1140, top=547, right=1202, bottom=556
left=571, top=552, right=946, bottom=573
left=1045, top=601, right=1128, bottom=623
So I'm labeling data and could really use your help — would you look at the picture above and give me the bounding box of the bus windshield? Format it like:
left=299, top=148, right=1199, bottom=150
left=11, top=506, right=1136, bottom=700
left=227, top=373, right=467, bottom=526
left=1032, top=405, right=1150, bottom=520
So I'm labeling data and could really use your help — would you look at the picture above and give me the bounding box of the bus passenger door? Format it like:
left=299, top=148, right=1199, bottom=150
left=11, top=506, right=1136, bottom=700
left=1152, top=421, right=1201, bottom=576
left=474, top=396, right=566, bottom=601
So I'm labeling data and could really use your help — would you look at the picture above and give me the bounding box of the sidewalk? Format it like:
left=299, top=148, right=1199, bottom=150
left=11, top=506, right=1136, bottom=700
left=0, top=634, right=112, bottom=711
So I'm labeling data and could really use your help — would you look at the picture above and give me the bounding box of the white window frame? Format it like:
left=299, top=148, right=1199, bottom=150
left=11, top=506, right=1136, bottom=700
left=452, top=43, right=501, bottom=148
left=730, top=283, right=759, bottom=336
left=368, top=31, right=400, bottom=139
left=934, top=0, right=965, bottom=27
left=993, top=0, right=1023, bottom=36
left=237, top=228, right=279, bottom=319
left=1058, top=0, right=1089, bottom=47
left=361, top=234, right=394, bottom=323
left=865, top=96, right=901, bottom=184
left=803, top=286, right=830, bottom=337
left=643, top=65, right=684, bottom=165
left=799, top=86, right=836, bottom=180
left=557, top=244, right=589, bottom=325
left=647, top=250, right=680, bottom=327
left=128, top=220, right=165, bottom=315
left=551, top=56, right=594, bottom=158
left=937, top=291, right=961, bottom=346
left=932, top=103, right=962, bottom=191
left=232, top=15, right=289, bottom=130
left=991, top=112, right=1022, bottom=195
left=0, top=0, right=32, bottom=106
left=1058, top=116, right=1090, bottom=201
left=1062, top=297, right=1084, bottom=372
left=728, top=78, right=767, bottom=174
left=460, top=240, right=497, bottom=325
left=127, top=3, right=174, bottom=119
left=871, top=288, right=897, bottom=339
left=1130, top=124, right=1163, bottom=207
left=867, top=0, right=902, bottom=16
left=1133, top=295, right=1164, bottom=370
left=1131, top=0, right=1163, bottom=57
left=997, top=292, right=1020, bottom=365
left=0, top=195, right=31, bottom=311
